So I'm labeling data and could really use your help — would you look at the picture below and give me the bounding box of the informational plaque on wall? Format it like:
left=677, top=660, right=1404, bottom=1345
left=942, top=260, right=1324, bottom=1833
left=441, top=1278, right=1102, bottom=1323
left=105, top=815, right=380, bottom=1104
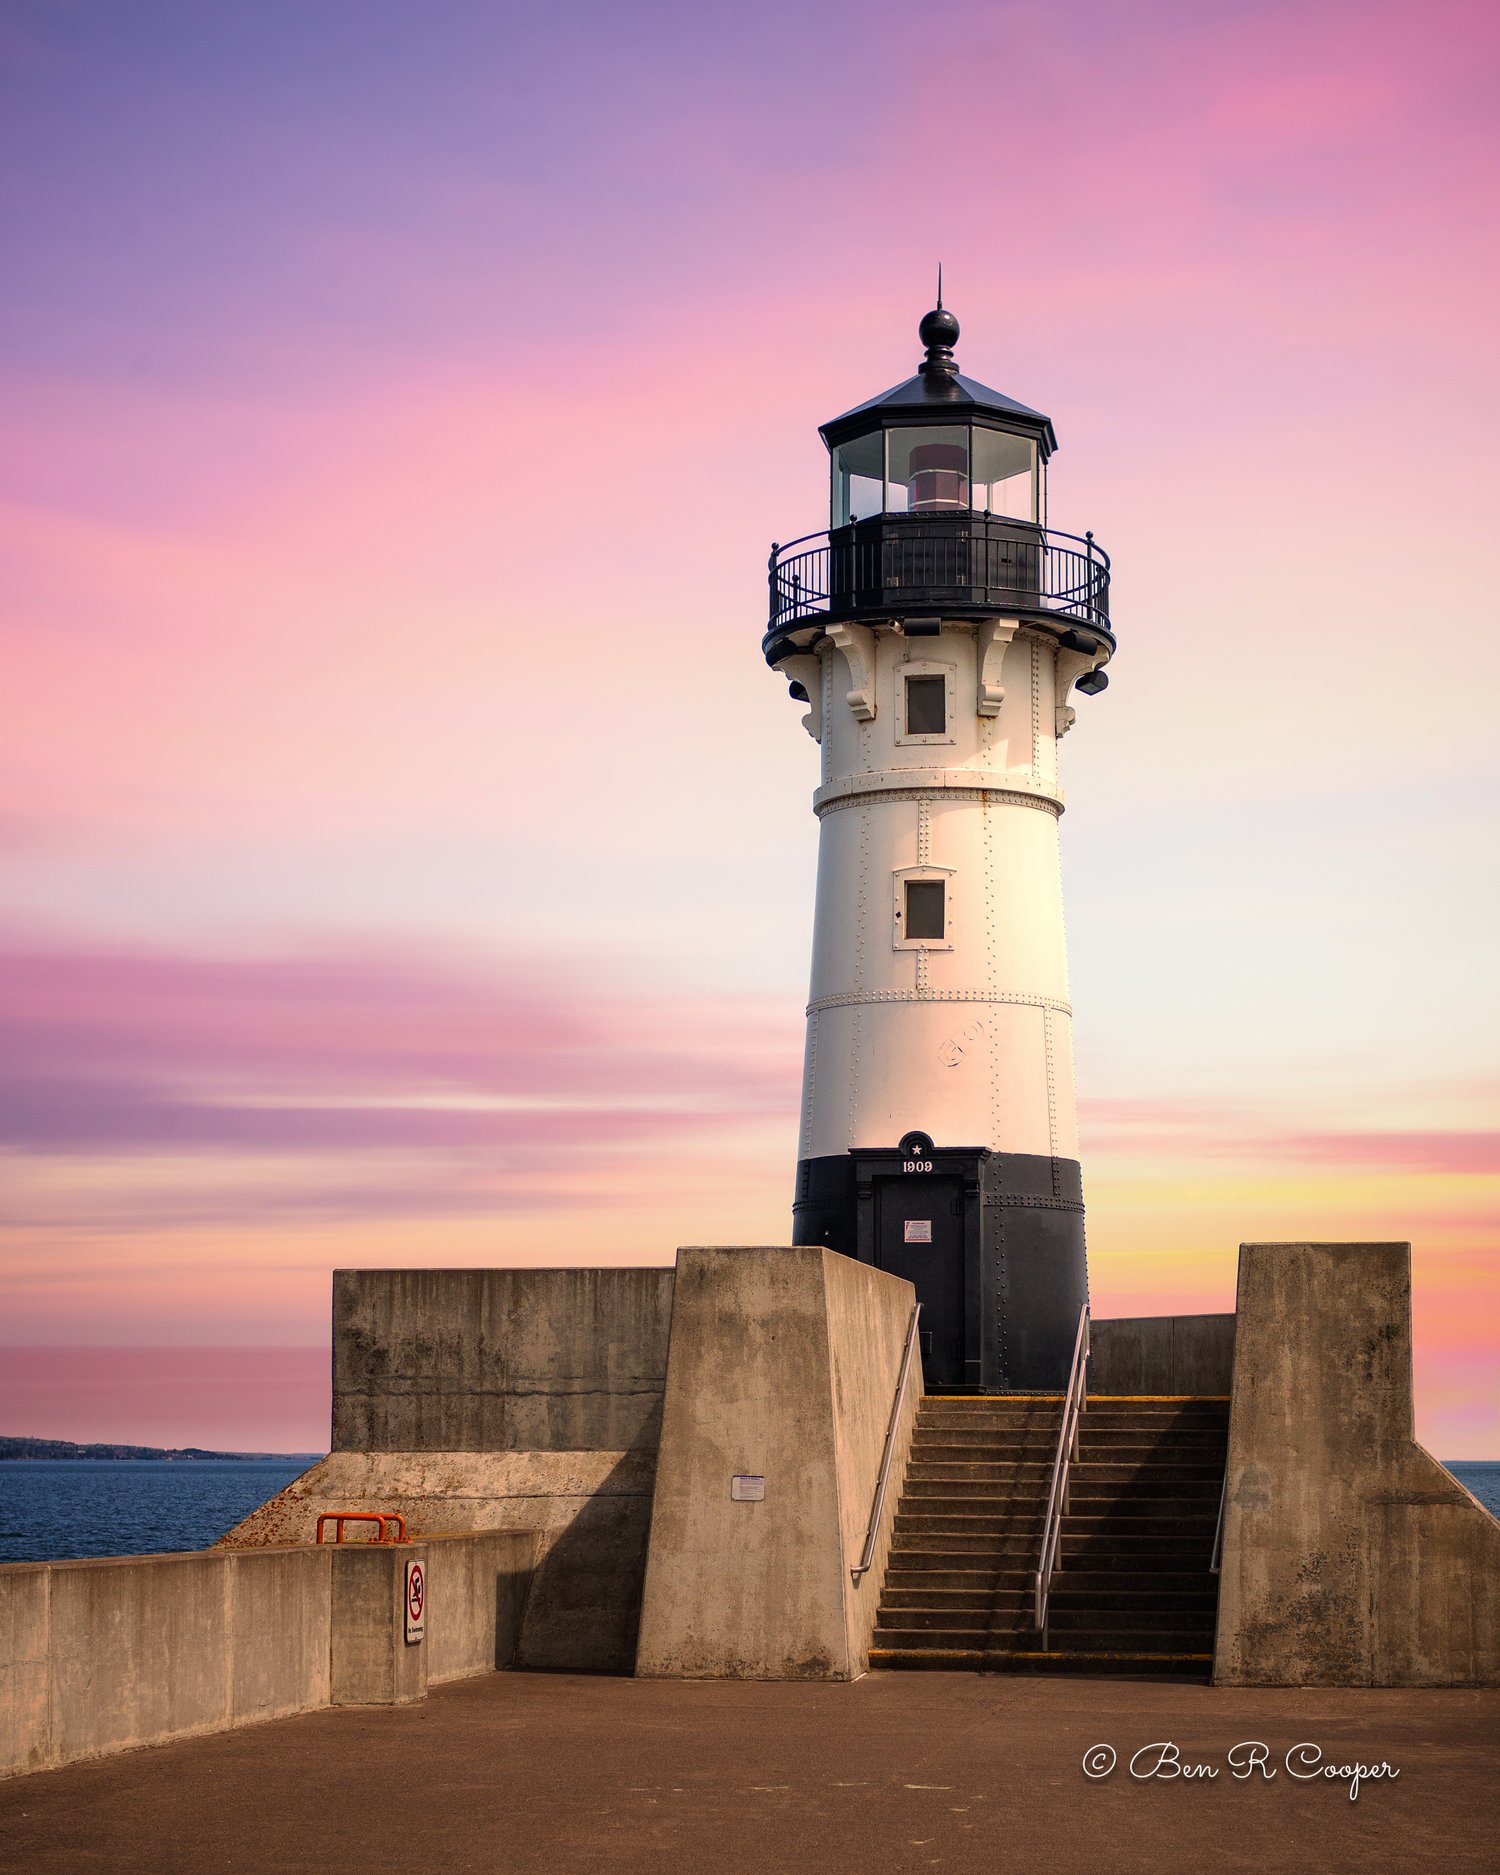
left=730, top=1475, right=766, bottom=1501
left=904, top=1219, right=933, bottom=1244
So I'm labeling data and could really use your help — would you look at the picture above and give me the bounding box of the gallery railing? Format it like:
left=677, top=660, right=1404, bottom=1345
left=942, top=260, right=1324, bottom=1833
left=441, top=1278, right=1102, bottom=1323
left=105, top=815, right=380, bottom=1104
left=767, top=517, right=1111, bottom=642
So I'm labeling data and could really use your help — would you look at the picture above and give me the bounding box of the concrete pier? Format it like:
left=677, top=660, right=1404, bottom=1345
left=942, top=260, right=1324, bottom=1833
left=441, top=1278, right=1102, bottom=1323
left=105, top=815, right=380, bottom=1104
left=0, top=1670, right=1492, bottom=1875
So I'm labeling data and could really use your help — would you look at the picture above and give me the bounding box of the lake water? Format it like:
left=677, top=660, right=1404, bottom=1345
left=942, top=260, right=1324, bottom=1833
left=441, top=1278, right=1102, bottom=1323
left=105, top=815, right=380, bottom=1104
left=0, top=1460, right=319, bottom=1564
left=1449, top=1462, right=1500, bottom=1517
left=1, top=1458, right=1495, bottom=1566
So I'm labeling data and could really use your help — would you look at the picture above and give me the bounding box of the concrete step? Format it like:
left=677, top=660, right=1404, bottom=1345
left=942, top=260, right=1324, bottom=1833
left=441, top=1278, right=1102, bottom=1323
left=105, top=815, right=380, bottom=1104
left=1076, top=1432, right=1228, bottom=1445
left=1047, top=1608, right=1218, bottom=1634
left=899, top=1496, right=1218, bottom=1516
left=1075, top=1418, right=1228, bottom=1434
left=872, top=1622, right=1215, bottom=1652
left=902, top=1467, right=1225, bottom=1495
left=910, top=1436, right=1061, bottom=1457
left=1040, top=1574, right=1218, bottom=1600
left=892, top=1536, right=1216, bottom=1570
left=904, top=1462, right=1224, bottom=1487
left=910, top=1433, right=1227, bottom=1459
left=892, top=1524, right=1215, bottom=1551
left=883, top=1566, right=1218, bottom=1593
left=903, top=1466, right=1056, bottom=1488
left=1063, top=1505, right=1221, bottom=1526
left=905, top=1459, right=1227, bottom=1481
left=1050, top=1545, right=1217, bottom=1570
left=878, top=1597, right=1218, bottom=1625
left=915, top=1417, right=1062, bottom=1436
left=882, top=1575, right=1034, bottom=1596
left=874, top=1619, right=1033, bottom=1644
left=876, top=1612, right=1219, bottom=1645
left=889, top=1532, right=1044, bottom=1557
left=882, top=1583, right=1219, bottom=1611
left=869, top=1646, right=1213, bottom=1678
left=894, top=1499, right=1221, bottom=1522
left=877, top=1602, right=1032, bottom=1628
left=1070, top=1460, right=1228, bottom=1480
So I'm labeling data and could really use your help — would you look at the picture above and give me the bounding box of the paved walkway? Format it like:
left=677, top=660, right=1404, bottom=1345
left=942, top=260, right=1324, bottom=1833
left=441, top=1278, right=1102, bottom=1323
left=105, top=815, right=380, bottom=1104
left=1, top=1671, right=1493, bottom=1874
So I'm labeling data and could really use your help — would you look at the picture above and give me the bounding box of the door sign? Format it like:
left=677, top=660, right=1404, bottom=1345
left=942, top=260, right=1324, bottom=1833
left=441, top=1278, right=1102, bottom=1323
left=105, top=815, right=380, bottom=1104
left=404, top=1557, right=426, bottom=1645
left=904, top=1219, right=933, bottom=1244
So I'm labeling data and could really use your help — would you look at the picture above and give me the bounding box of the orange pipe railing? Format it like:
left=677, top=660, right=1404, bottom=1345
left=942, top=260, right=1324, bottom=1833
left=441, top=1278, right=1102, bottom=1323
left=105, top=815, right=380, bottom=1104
left=315, top=1511, right=408, bottom=1545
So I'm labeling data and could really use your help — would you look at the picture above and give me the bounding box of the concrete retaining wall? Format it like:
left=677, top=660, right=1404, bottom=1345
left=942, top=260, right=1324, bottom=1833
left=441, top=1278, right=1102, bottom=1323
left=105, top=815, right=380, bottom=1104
left=1089, top=1313, right=1235, bottom=1395
left=228, top=1266, right=676, bottom=1673
left=635, top=1246, right=921, bottom=1681
left=0, top=1530, right=536, bottom=1780
left=1215, top=1242, right=1500, bottom=1687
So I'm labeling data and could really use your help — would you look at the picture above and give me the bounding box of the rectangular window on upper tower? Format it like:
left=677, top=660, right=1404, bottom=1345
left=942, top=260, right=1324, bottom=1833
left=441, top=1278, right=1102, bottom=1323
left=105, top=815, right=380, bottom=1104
left=905, top=674, right=946, bottom=737
left=897, top=661, right=955, bottom=746
left=904, top=879, right=946, bottom=941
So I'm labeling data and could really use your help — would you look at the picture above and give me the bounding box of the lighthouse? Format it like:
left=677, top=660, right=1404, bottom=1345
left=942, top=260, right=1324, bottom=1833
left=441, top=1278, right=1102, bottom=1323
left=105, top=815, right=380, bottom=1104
left=764, top=300, right=1113, bottom=1392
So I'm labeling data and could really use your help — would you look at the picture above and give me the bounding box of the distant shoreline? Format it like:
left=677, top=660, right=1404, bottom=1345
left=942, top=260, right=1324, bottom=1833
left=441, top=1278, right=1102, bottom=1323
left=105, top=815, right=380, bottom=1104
left=1, top=1437, right=323, bottom=1464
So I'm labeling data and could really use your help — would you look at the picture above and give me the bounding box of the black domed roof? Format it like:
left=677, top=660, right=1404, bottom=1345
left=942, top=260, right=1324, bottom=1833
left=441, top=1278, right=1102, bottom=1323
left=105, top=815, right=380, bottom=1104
left=819, top=304, right=1057, bottom=458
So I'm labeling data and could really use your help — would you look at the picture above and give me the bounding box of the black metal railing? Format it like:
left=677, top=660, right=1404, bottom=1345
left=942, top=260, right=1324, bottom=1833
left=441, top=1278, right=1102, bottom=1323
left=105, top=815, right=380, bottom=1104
left=766, top=514, right=1111, bottom=641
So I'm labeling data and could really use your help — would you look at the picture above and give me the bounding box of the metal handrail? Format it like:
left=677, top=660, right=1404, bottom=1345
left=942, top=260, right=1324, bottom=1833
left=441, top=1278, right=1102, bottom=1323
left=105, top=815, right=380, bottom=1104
left=316, top=1511, right=407, bottom=1545
left=1033, top=1303, right=1091, bottom=1644
left=1209, top=1473, right=1227, bottom=1574
left=851, top=1301, right=921, bottom=1582
left=767, top=517, right=1112, bottom=640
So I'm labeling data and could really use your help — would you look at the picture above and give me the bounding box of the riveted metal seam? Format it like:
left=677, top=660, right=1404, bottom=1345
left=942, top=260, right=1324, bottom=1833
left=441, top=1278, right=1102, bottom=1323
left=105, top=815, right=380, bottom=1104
left=816, top=785, right=1060, bottom=819
left=806, top=989, right=1072, bottom=1015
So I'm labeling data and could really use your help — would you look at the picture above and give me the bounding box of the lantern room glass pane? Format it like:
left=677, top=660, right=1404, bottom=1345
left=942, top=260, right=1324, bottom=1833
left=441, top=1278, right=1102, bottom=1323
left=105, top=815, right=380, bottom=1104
left=886, top=427, right=970, bottom=514
left=972, top=427, right=1038, bottom=520
left=832, top=430, right=885, bottom=527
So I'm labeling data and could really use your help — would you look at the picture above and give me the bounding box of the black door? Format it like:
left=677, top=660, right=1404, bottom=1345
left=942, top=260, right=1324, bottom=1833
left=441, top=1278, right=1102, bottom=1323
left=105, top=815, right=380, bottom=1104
left=874, top=1175, right=965, bottom=1388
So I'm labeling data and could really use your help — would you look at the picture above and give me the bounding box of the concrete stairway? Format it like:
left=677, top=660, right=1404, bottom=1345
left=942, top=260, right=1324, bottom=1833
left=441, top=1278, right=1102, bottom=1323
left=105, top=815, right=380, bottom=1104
left=870, top=1395, right=1228, bottom=1678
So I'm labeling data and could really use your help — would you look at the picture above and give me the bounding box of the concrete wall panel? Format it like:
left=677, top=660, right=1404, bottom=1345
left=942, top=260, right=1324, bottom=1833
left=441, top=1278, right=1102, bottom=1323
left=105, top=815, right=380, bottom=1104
left=332, top=1268, right=674, bottom=1454
left=636, top=1247, right=849, bottom=1679
left=228, top=1546, right=332, bottom=1724
left=423, top=1529, right=536, bottom=1683
left=49, top=1553, right=230, bottom=1764
left=1090, top=1314, right=1235, bottom=1395
left=1215, top=1243, right=1500, bottom=1687
left=0, top=1569, right=49, bottom=1778
left=330, top=1543, right=426, bottom=1707
left=636, top=1247, right=918, bottom=1681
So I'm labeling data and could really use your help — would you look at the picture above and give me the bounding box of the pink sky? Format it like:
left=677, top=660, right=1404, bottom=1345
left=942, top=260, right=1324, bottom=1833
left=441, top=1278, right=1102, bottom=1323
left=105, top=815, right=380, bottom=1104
left=2, top=0, right=1496, bottom=1454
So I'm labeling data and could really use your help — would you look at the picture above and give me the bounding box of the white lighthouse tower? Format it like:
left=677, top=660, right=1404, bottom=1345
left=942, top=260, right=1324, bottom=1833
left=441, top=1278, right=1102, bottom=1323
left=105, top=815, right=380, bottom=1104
left=765, top=300, right=1112, bottom=1391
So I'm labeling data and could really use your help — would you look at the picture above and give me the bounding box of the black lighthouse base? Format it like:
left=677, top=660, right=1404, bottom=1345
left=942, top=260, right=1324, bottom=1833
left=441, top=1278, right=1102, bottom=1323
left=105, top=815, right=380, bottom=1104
left=792, top=1137, right=1087, bottom=1391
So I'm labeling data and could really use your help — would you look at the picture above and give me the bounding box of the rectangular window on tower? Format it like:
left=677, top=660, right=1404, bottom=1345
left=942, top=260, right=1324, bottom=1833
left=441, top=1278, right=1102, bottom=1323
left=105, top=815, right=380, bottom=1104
left=904, top=878, right=946, bottom=941
left=905, top=674, right=946, bottom=737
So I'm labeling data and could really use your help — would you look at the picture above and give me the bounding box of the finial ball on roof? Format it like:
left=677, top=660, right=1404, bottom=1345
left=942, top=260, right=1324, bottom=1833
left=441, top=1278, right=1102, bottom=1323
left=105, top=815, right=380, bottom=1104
left=919, top=306, right=960, bottom=351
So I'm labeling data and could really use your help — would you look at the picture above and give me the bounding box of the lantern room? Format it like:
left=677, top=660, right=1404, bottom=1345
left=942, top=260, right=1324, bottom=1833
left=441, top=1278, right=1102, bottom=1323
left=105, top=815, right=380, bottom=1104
left=823, top=305, right=1056, bottom=528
